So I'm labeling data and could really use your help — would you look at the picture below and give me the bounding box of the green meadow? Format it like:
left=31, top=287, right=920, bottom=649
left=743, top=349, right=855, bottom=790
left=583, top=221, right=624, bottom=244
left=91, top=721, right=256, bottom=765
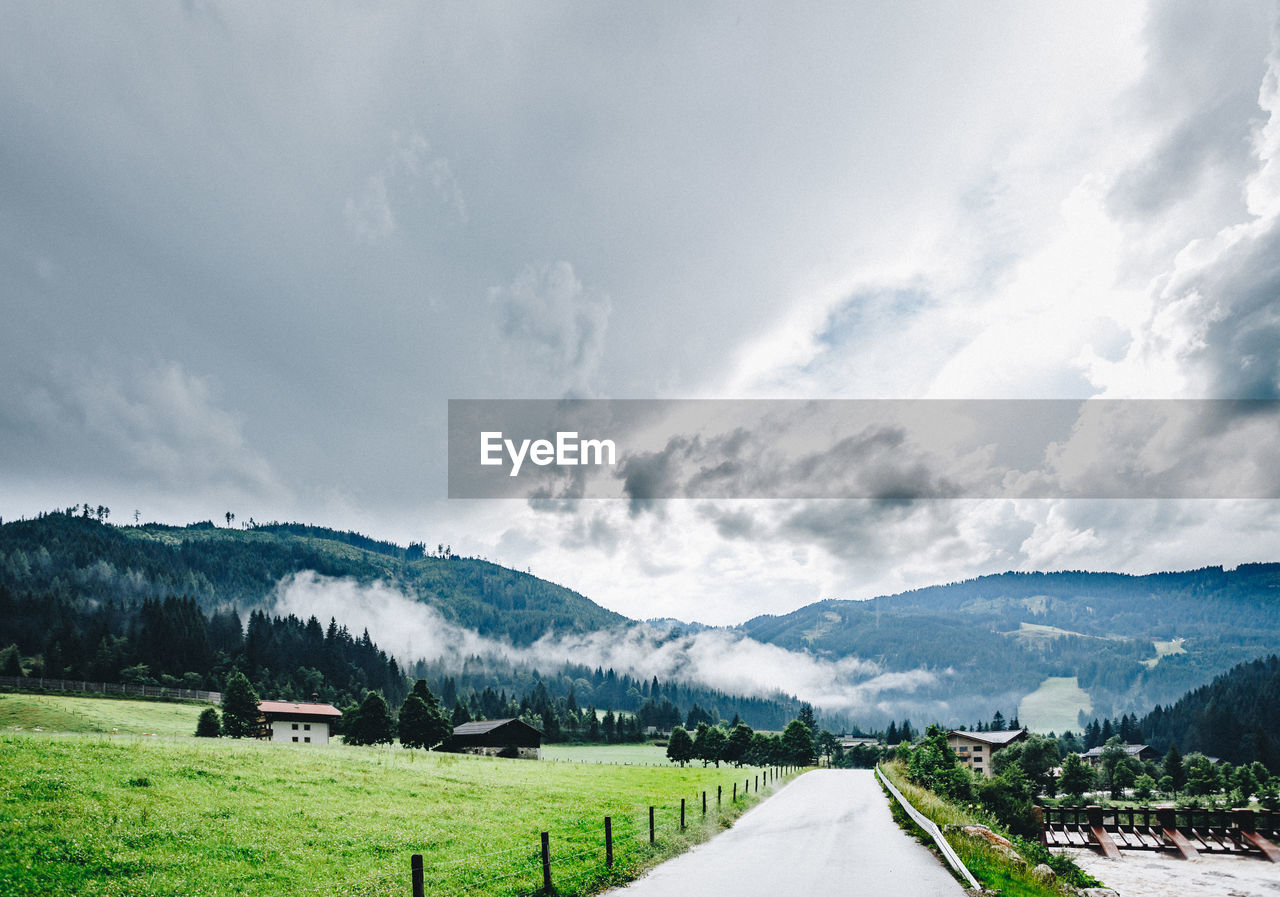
left=541, top=743, right=671, bottom=766
left=1016, top=676, right=1092, bottom=735
left=0, top=696, right=786, bottom=897
left=0, top=693, right=206, bottom=737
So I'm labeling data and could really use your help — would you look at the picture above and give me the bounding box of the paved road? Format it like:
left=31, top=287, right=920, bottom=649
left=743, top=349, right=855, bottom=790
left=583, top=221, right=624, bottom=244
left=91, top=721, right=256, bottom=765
left=607, top=769, right=967, bottom=896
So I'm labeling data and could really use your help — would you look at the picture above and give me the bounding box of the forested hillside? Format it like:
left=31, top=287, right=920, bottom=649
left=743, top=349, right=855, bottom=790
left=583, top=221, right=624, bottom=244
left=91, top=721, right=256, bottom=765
left=741, top=567, right=1280, bottom=724
left=0, top=511, right=624, bottom=643
left=0, top=511, right=813, bottom=732
left=1134, top=654, right=1280, bottom=768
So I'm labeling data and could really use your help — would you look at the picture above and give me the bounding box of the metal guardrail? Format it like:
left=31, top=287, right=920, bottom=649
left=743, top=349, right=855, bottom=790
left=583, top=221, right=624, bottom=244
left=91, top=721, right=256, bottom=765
left=875, top=765, right=981, bottom=890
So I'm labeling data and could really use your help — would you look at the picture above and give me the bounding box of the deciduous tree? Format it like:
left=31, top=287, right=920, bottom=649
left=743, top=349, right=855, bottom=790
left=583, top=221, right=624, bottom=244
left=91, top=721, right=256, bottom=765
left=666, top=726, right=695, bottom=767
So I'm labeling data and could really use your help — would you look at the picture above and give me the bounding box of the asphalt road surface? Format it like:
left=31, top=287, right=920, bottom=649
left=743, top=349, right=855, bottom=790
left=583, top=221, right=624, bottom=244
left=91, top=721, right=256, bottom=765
left=608, top=769, right=968, bottom=896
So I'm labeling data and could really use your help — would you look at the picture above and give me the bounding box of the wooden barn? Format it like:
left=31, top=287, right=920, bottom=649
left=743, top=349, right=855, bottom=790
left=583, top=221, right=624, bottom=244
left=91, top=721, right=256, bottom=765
left=445, top=718, right=543, bottom=760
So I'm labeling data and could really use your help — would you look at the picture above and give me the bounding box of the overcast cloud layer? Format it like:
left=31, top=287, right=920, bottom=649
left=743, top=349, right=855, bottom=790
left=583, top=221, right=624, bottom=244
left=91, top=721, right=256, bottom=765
left=5, top=2, right=1280, bottom=624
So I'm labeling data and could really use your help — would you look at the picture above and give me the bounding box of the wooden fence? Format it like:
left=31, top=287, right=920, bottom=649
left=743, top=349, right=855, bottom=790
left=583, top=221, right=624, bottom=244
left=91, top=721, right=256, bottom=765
left=0, top=675, right=221, bottom=704
left=1040, top=804, right=1280, bottom=861
left=408, top=766, right=803, bottom=896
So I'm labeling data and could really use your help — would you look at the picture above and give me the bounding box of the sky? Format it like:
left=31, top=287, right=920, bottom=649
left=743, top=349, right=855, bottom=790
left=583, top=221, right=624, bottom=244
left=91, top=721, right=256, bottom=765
left=4, top=1, right=1280, bottom=626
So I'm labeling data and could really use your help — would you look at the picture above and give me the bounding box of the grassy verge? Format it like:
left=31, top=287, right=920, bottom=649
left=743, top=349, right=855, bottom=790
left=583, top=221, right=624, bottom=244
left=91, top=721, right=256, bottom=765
left=878, top=762, right=1101, bottom=897
left=0, top=733, right=788, bottom=897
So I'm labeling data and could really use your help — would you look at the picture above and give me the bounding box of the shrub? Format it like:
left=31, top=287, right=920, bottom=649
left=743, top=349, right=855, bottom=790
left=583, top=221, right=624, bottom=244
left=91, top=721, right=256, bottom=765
left=195, top=707, right=222, bottom=738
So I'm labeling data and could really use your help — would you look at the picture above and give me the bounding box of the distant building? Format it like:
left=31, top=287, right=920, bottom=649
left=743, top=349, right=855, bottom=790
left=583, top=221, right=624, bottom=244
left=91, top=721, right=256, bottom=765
left=947, top=728, right=1027, bottom=778
left=257, top=700, right=342, bottom=745
left=840, top=735, right=881, bottom=749
left=1079, top=743, right=1160, bottom=766
left=444, top=718, right=543, bottom=760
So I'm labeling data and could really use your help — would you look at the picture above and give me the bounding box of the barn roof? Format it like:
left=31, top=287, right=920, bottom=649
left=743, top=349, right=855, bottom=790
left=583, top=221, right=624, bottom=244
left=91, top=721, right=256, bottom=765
left=258, top=700, right=342, bottom=718
left=452, top=718, right=543, bottom=736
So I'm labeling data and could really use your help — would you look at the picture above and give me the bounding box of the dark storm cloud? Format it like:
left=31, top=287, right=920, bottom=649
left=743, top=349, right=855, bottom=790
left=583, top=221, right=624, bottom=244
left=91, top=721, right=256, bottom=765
left=617, top=417, right=964, bottom=510
left=1106, top=0, right=1274, bottom=224
left=1195, top=226, right=1280, bottom=399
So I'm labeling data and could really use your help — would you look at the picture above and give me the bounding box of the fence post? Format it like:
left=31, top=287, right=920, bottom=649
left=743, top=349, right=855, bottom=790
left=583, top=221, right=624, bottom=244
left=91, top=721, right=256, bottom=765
left=541, top=831, right=552, bottom=893
left=681, top=798, right=686, bottom=830
left=605, top=816, right=613, bottom=868
left=755, top=775, right=759, bottom=792
left=702, top=791, right=707, bottom=815
left=717, top=785, right=721, bottom=807
left=733, top=782, right=737, bottom=801
left=411, top=854, right=424, bottom=897
left=649, top=806, right=655, bottom=844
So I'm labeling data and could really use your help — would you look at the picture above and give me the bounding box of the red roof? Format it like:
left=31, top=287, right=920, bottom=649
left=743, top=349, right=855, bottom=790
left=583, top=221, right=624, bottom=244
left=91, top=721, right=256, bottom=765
left=257, top=700, right=342, bottom=718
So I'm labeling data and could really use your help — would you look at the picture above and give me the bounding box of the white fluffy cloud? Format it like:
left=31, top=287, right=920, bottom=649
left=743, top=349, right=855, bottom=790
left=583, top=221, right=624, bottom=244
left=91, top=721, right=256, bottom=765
left=270, top=571, right=939, bottom=715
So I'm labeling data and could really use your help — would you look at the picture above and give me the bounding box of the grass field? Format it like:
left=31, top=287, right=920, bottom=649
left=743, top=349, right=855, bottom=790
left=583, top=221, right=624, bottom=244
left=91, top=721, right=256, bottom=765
left=1141, top=637, right=1188, bottom=669
left=0, top=693, right=207, bottom=737
left=0, top=732, right=786, bottom=897
left=541, top=744, right=672, bottom=766
left=1007, top=621, right=1097, bottom=643
left=1016, top=676, right=1091, bottom=734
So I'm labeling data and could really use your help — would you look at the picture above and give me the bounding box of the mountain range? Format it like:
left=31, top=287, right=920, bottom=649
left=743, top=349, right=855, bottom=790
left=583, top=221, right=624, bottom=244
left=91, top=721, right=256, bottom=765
left=3, top=511, right=1278, bottom=732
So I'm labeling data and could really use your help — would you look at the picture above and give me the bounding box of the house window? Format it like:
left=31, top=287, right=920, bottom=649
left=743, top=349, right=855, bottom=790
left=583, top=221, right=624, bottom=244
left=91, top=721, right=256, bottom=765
left=304, top=737, right=311, bottom=743
left=292, top=736, right=298, bottom=742
left=304, top=724, right=311, bottom=731
left=972, top=746, right=982, bottom=753
left=957, top=746, right=969, bottom=752
left=292, top=723, right=299, bottom=730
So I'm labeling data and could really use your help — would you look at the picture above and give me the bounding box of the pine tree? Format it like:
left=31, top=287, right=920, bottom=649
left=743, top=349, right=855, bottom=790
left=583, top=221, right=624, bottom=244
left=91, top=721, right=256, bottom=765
left=346, top=691, right=395, bottom=746
left=1100, top=718, right=1115, bottom=742
left=1, top=644, right=23, bottom=678
left=220, top=670, right=261, bottom=738
left=1163, top=744, right=1185, bottom=796
left=398, top=680, right=452, bottom=749
left=797, top=703, right=817, bottom=732
left=195, top=706, right=222, bottom=737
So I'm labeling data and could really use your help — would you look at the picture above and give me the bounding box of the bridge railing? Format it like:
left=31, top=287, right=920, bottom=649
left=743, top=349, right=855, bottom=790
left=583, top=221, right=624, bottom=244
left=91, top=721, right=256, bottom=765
left=1041, top=804, right=1280, bottom=860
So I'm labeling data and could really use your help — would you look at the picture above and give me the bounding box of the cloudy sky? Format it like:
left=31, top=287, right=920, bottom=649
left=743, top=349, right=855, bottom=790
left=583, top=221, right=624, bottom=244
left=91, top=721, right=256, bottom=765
left=4, top=2, right=1280, bottom=626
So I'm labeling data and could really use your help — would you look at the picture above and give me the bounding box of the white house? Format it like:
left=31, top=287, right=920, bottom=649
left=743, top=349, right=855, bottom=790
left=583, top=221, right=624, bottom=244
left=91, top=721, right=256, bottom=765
left=257, top=700, right=342, bottom=745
